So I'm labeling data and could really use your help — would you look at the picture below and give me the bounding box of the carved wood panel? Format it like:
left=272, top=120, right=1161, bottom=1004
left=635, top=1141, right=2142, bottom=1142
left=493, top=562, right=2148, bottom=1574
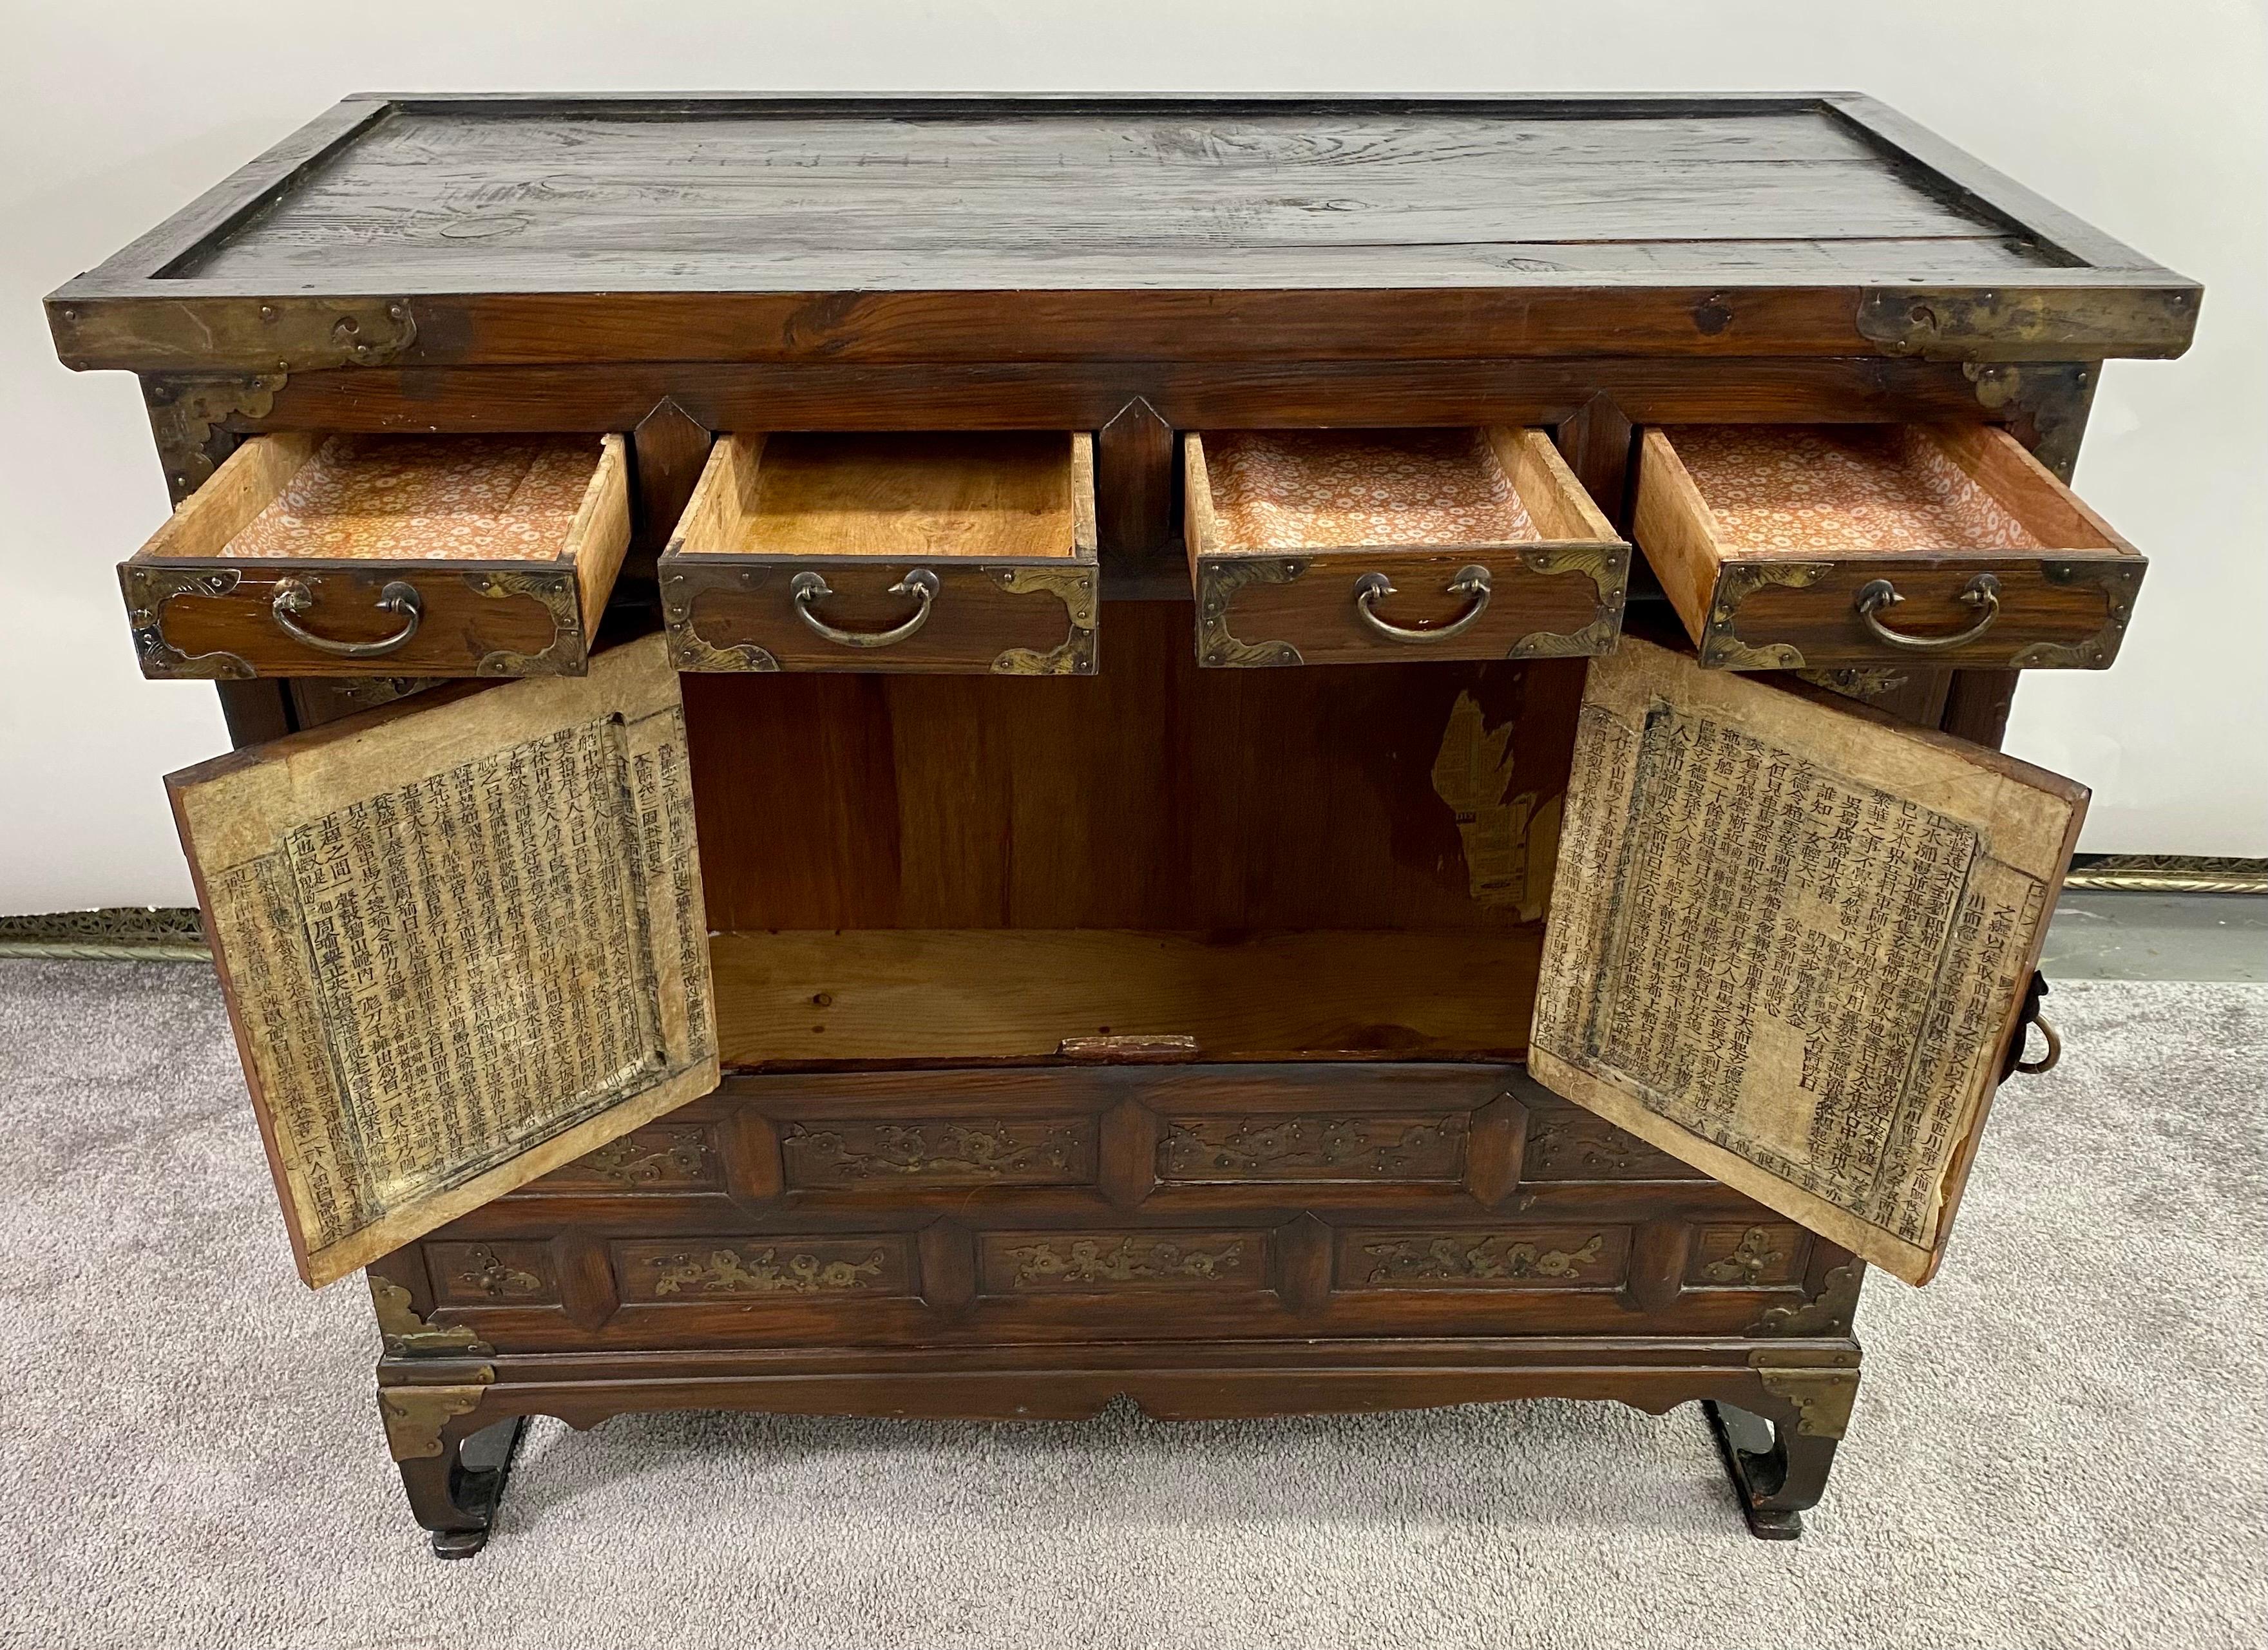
left=1338, top=1225, right=1629, bottom=1290
left=781, top=1117, right=1098, bottom=1188
left=1521, top=1107, right=1706, bottom=1181
left=612, top=1235, right=914, bottom=1301
left=977, top=1230, right=1264, bottom=1294
left=1156, top=1113, right=1468, bottom=1184
left=424, top=1241, right=559, bottom=1305
left=533, top=1124, right=719, bottom=1191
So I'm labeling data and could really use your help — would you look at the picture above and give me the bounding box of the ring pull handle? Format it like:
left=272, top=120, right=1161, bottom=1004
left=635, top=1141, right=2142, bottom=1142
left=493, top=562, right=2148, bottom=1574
left=1353, top=564, right=1493, bottom=644
left=790, top=568, right=939, bottom=649
left=270, top=576, right=423, bottom=658
left=2014, top=1014, right=2061, bottom=1076
left=1854, top=572, right=2001, bottom=652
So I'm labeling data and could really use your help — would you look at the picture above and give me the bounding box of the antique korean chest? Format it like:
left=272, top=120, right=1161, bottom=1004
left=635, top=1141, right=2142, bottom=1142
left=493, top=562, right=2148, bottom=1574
left=46, top=93, right=2198, bottom=1555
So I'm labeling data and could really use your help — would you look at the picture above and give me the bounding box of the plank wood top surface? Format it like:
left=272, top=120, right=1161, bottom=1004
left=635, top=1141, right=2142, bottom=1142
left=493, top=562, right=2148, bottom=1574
left=48, top=95, right=2199, bottom=370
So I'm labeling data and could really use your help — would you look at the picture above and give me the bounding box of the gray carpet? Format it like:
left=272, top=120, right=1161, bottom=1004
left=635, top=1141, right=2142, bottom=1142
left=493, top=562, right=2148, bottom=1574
left=1, top=961, right=2262, bottom=1650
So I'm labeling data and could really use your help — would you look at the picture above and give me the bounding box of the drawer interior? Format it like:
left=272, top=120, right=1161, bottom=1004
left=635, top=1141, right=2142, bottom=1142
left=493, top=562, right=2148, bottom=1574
left=124, top=430, right=632, bottom=678
left=668, top=431, right=1095, bottom=561
left=1190, top=426, right=1594, bottom=554
left=134, top=432, right=624, bottom=574
left=1658, top=424, right=2118, bottom=555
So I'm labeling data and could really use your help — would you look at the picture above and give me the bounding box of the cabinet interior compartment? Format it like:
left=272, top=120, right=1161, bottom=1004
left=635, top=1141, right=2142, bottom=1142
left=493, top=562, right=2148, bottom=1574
left=689, top=600, right=1577, bottom=1066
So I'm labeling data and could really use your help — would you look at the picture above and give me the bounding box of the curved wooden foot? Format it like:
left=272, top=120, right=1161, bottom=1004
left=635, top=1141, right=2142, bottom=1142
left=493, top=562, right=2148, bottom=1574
left=394, top=1414, right=526, bottom=1561
left=1704, top=1399, right=1841, bottom=1541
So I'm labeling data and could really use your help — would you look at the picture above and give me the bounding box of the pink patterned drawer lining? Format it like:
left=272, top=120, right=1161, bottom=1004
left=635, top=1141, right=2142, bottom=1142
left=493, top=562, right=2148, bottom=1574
left=218, top=435, right=598, bottom=561
left=1670, top=425, right=2046, bottom=555
left=1206, top=429, right=1541, bottom=552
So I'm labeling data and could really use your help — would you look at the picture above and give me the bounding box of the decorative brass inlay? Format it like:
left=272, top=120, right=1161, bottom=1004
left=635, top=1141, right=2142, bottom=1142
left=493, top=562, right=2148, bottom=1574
left=1508, top=544, right=1630, bottom=658
left=1525, top=1114, right=1695, bottom=1181
left=1004, top=1235, right=1246, bottom=1288
left=987, top=565, right=1100, bottom=675
left=648, top=1245, right=887, bottom=1296
left=1196, top=557, right=1307, bottom=668
left=367, top=1273, right=492, bottom=1358
left=2007, top=560, right=2144, bottom=670
left=378, top=1378, right=495, bottom=1463
left=1855, top=287, right=2193, bottom=363
left=1797, top=666, right=1911, bottom=703
left=1753, top=1352, right=1862, bottom=1439
left=1748, top=1260, right=1866, bottom=1338
left=120, top=565, right=254, bottom=679
left=1431, top=689, right=1557, bottom=920
left=1701, top=1226, right=1790, bottom=1285
left=1701, top=562, right=1832, bottom=670
left=662, top=571, right=781, bottom=672
left=143, top=372, right=287, bottom=499
left=784, top=1121, right=1082, bottom=1181
left=465, top=569, right=584, bottom=676
left=577, top=1126, right=710, bottom=1186
left=1359, top=1232, right=1608, bottom=1286
left=450, top=1245, right=545, bottom=1300
left=1161, top=1115, right=1460, bottom=1179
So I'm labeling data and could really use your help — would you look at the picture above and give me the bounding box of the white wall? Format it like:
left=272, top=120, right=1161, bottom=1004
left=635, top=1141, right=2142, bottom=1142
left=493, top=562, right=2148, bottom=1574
left=4, top=0, right=2263, bottom=911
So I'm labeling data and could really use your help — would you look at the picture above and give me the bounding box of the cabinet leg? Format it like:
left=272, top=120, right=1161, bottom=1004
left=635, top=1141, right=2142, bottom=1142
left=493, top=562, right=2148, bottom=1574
left=395, top=1415, right=527, bottom=1560
left=1703, top=1399, right=1841, bottom=1541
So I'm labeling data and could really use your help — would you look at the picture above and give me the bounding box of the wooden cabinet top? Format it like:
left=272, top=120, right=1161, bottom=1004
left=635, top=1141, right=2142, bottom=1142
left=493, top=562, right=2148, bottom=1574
left=48, top=93, right=2197, bottom=374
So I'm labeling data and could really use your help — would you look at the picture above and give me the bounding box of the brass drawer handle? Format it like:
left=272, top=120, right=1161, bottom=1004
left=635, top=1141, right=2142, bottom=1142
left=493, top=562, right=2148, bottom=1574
left=271, top=576, right=423, bottom=658
left=1854, top=572, right=2001, bottom=652
left=790, top=568, right=939, bottom=649
left=1353, top=564, right=1492, bottom=643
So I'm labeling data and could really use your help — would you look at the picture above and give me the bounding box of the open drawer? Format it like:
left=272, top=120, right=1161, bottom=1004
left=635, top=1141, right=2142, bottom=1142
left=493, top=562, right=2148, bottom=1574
left=1634, top=424, right=2145, bottom=672
left=659, top=432, right=1099, bottom=675
left=1182, top=428, right=1628, bottom=668
left=120, top=432, right=629, bottom=679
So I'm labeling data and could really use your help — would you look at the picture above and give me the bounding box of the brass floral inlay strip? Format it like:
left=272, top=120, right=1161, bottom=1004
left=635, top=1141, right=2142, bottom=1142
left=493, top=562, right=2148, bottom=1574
left=783, top=1119, right=1093, bottom=1187
left=991, top=1233, right=1250, bottom=1291
left=1354, top=1230, right=1615, bottom=1288
left=646, top=1244, right=889, bottom=1296
left=1523, top=1114, right=1703, bottom=1181
left=1159, top=1114, right=1465, bottom=1182
left=568, top=1125, right=712, bottom=1188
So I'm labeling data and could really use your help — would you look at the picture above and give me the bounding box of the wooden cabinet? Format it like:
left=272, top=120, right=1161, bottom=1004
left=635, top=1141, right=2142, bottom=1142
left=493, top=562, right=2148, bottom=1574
left=51, top=92, right=2198, bottom=1557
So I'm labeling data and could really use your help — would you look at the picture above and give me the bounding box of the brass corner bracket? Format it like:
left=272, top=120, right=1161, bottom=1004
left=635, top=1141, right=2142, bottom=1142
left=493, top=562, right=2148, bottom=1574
left=1701, top=562, right=1830, bottom=670
left=661, top=570, right=780, bottom=672
left=988, top=565, right=1099, bottom=675
left=369, top=1274, right=493, bottom=1359
left=120, top=564, right=253, bottom=679
left=1746, top=1260, right=1865, bottom=1339
left=1196, top=558, right=1306, bottom=668
left=1510, top=544, right=1632, bottom=658
left=378, top=1376, right=496, bottom=1462
left=1753, top=1351, right=1862, bottom=1440
left=2007, top=560, right=2145, bottom=670
left=465, top=569, right=586, bottom=676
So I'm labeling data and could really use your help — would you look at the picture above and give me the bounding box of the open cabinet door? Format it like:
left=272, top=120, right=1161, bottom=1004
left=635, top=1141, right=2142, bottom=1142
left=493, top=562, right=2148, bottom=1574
left=171, top=634, right=718, bottom=1287
left=1529, top=638, right=2083, bottom=1285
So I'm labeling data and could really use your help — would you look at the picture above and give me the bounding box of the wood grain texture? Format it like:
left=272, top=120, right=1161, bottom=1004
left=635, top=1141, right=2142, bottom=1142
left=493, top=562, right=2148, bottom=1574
left=681, top=600, right=1586, bottom=933
left=48, top=99, right=2198, bottom=375
left=709, top=927, right=1539, bottom=1066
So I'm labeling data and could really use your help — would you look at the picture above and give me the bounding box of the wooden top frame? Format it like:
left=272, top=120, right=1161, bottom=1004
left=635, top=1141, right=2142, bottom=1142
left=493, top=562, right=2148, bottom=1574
left=48, top=93, right=2198, bottom=374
